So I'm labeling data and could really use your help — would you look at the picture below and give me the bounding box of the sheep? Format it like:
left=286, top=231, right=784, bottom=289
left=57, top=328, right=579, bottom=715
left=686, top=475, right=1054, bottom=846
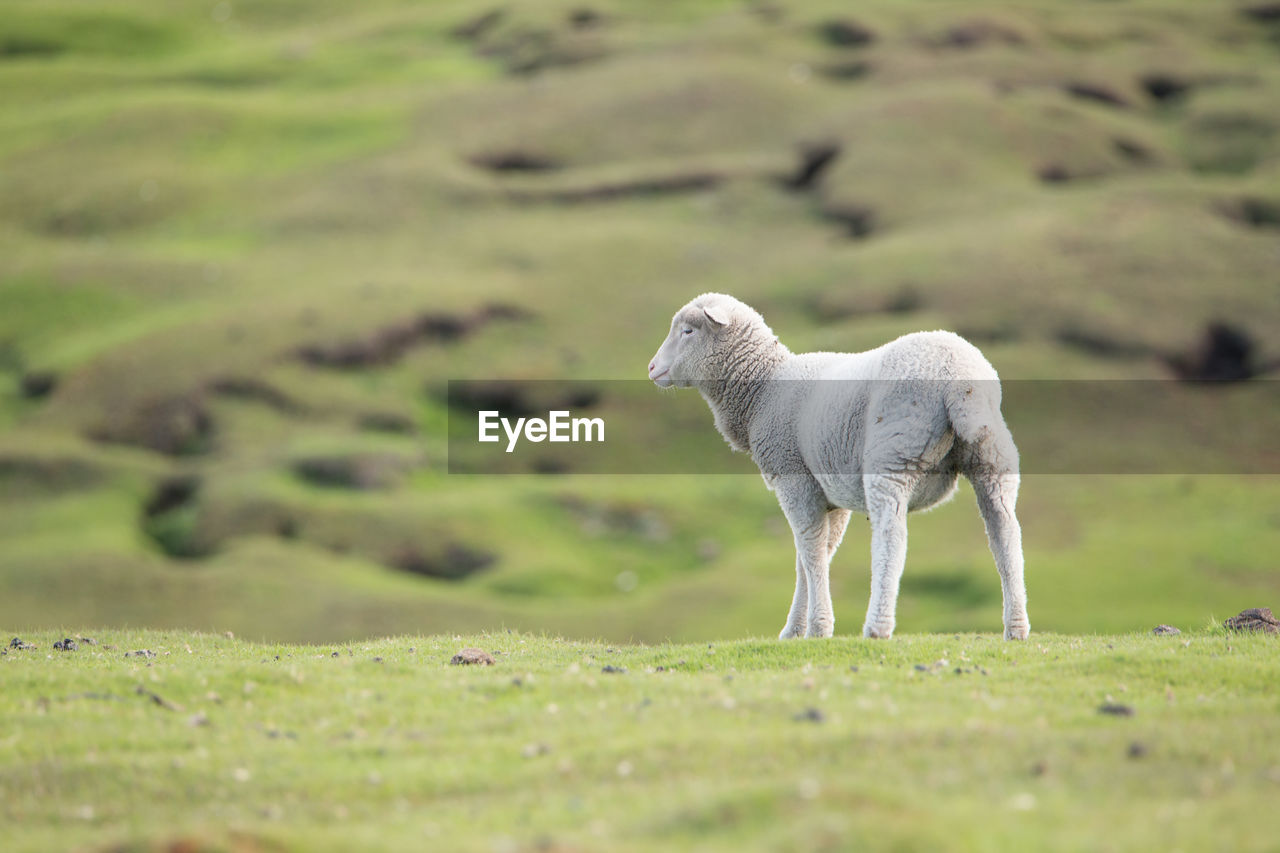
left=648, top=293, right=1029, bottom=640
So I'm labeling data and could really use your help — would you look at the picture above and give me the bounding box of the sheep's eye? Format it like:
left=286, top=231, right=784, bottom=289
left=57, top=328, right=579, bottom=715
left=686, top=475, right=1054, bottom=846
left=681, top=327, right=694, bottom=336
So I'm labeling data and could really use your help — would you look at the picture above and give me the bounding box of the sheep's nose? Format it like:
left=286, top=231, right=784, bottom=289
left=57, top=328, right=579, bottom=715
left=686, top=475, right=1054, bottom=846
left=648, top=361, right=656, bottom=374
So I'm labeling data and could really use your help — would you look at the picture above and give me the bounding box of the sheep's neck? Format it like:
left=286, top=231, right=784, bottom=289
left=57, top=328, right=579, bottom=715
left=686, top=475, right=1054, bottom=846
left=696, top=333, right=788, bottom=453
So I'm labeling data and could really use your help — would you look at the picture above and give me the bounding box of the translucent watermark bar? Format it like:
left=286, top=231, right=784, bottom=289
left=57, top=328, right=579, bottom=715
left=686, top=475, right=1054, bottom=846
left=445, top=379, right=1280, bottom=475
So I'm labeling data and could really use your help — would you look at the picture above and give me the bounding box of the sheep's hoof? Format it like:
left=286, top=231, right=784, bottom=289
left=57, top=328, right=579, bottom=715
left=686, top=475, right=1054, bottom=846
left=779, top=624, right=806, bottom=640
left=862, top=623, right=894, bottom=639
left=1004, top=623, right=1030, bottom=641
left=805, top=622, right=834, bottom=639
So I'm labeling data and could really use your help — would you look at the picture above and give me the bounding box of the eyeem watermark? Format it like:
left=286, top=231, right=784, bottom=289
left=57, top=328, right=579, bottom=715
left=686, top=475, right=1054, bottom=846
left=448, top=379, right=1279, bottom=474
left=478, top=410, right=605, bottom=453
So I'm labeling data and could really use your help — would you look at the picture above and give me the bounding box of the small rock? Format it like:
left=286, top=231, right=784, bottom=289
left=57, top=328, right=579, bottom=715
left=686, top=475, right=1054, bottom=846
left=124, top=649, right=156, bottom=659
left=78, top=637, right=96, bottom=646
left=450, top=648, right=495, bottom=666
left=9, top=637, right=35, bottom=650
left=331, top=651, right=340, bottom=658
left=53, top=638, right=78, bottom=651
left=601, top=665, right=627, bottom=674
left=521, top=742, right=551, bottom=758
left=1223, top=607, right=1279, bottom=634
left=1127, top=741, right=1148, bottom=759
left=1098, top=703, right=1135, bottom=717
left=189, top=712, right=211, bottom=728
left=1152, top=625, right=1181, bottom=636
left=794, top=707, right=826, bottom=723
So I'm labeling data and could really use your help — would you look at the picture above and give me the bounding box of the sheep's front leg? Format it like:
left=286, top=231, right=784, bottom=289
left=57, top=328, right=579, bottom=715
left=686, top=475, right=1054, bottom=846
left=863, top=475, right=912, bottom=639
left=776, top=499, right=834, bottom=639
left=778, top=554, right=808, bottom=639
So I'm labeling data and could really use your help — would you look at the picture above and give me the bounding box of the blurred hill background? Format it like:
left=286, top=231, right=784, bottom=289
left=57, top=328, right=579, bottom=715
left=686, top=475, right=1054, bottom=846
left=1, top=0, right=1278, bottom=642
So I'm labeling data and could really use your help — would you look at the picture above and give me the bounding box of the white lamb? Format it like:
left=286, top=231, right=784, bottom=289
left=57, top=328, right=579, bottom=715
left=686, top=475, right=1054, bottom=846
left=648, top=292, right=1029, bottom=640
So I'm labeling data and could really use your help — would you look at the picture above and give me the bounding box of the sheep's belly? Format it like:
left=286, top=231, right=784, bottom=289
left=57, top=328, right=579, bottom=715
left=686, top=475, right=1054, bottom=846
left=811, top=466, right=960, bottom=515
left=812, top=471, right=869, bottom=514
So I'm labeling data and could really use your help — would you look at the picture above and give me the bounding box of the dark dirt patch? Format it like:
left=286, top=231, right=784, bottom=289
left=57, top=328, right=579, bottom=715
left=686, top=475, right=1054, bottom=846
left=1241, top=3, right=1280, bottom=23
left=1165, top=321, right=1270, bottom=382
left=1127, top=741, right=1149, bottom=759
left=1037, top=163, right=1074, bottom=184
left=957, top=323, right=1021, bottom=344
left=1219, top=196, right=1280, bottom=229
left=601, top=665, right=627, bottom=674
left=794, top=707, right=826, bottom=723
left=568, top=8, right=604, bottom=29
left=0, top=36, right=65, bottom=58
left=1141, top=73, right=1192, bottom=103
left=1152, top=624, right=1181, bottom=636
left=387, top=543, right=497, bottom=581
left=0, top=453, right=102, bottom=493
left=815, top=60, right=872, bottom=81
left=207, top=376, right=302, bottom=414
left=9, top=637, right=35, bottom=650
left=932, top=19, right=1026, bottom=49
left=505, top=170, right=724, bottom=203
left=125, top=649, right=156, bottom=658
left=140, top=475, right=215, bottom=559
left=52, top=638, right=78, bottom=651
left=143, top=475, right=201, bottom=519
left=1064, top=82, right=1131, bottom=109
left=816, top=19, right=875, bottom=48
left=1224, top=607, right=1279, bottom=634
left=1098, top=703, right=1135, bottom=717
left=1054, top=325, right=1159, bottom=360
left=782, top=142, right=842, bottom=191
left=356, top=411, right=416, bottom=434
left=443, top=380, right=600, bottom=420
left=1112, top=137, right=1154, bottom=162
left=470, top=150, right=562, bottom=173
left=451, top=9, right=506, bottom=41
left=19, top=370, right=57, bottom=399
left=468, top=20, right=608, bottom=76
left=90, top=393, right=214, bottom=456
left=291, top=453, right=412, bottom=491
left=819, top=202, right=876, bottom=238
left=297, top=303, right=529, bottom=369
left=451, top=647, right=496, bottom=665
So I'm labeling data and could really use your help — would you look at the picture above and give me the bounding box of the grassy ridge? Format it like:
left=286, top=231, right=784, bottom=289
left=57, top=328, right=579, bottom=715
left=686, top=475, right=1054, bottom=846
left=1, top=0, right=1279, bottom=642
left=2, top=629, right=1279, bottom=851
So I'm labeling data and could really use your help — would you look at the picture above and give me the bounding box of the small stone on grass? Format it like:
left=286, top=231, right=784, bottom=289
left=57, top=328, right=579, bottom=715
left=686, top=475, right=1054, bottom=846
left=451, top=648, right=495, bottom=666
left=1224, top=607, right=1279, bottom=634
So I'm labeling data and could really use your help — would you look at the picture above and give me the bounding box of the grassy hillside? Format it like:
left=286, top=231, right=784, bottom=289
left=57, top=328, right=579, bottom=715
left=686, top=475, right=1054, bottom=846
left=3, top=629, right=1279, bottom=852
left=1, top=0, right=1278, bottom=642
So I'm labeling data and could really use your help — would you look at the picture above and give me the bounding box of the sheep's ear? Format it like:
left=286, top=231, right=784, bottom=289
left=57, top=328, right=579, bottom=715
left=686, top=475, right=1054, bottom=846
left=702, top=304, right=731, bottom=327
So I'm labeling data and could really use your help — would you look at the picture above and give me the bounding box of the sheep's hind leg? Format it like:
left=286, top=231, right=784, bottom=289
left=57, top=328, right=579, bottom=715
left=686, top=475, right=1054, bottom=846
left=971, top=472, right=1030, bottom=640
left=862, top=475, right=913, bottom=639
left=778, top=553, right=808, bottom=639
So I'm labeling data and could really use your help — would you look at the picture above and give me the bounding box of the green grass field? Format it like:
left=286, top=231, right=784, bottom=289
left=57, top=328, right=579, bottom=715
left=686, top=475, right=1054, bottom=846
left=3, top=628, right=1279, bottom=852
left=5, top=3, right=1279, bottom=849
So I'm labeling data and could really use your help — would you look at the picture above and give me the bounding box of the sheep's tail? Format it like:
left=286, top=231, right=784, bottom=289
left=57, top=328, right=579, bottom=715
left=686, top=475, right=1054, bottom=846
left=943, top=379, right=1019, bottom=478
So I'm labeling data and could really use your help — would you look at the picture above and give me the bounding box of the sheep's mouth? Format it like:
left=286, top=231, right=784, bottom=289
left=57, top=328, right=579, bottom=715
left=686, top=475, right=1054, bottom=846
left=650, top=368, right=672, bottom=386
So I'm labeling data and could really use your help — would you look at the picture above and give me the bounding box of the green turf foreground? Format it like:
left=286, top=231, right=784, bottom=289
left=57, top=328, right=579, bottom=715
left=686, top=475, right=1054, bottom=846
left=2, top=630, right=1278, bottom=852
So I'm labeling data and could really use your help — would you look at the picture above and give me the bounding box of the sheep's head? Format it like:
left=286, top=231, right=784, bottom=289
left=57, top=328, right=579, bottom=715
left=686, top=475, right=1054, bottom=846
left=648, top=293, right=767, bottom=387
